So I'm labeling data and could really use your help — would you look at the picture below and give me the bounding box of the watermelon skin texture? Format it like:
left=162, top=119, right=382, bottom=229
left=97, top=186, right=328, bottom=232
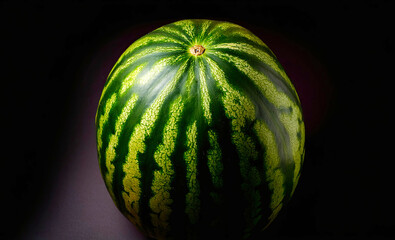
left=95, top=19, right=305, bottom=240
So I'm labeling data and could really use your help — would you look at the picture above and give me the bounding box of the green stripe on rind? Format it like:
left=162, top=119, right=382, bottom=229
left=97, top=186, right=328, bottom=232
left=103, top=46, right=184, bottom=99
left=149, top=96, right=184, bottom=238
left=119, top=64, right=147, bottom=95
left=137, top=56, right=179, bottom=85
left=209, top=48, right=298, bottom=106
left=207, top=130, right=223, bottom=189
left=232, top=131, right=262, bottom=239
left=254, top=120, right=285, bottom=227
left=204, top=57, right=255, bottom=130
left=123, top=33, right=187, bottom=60
left=121, top=59, right=189, bottom=229
left=193, top=20, right=221, bottom=48
left=184, top=62, right=195, bottom=97
left=291, top=119, right=305, bottom=196
left=209, top=47, right=304, bottom=200
left=174, top=19, right=196, bottom=42
left=209, top=46, right=299, bottom=105
left=159, top=25, right=192, bottom=45
left=202, top=21, right=237, bottom=46
left=211, top=42, right=293, bottom=88
left=197, top=58, right=212, bottom=125
left=104, top=94, right=139, bottom=201
left=96, top=93, right=117, bottom=159
left=184, top=121, right=200, bottom=224
left=207, top=47, right=297, bottom=203
left=278, top=108, right=305, bottom=197
left=210, top=42, right=302, bottom=226
left=195, top=20, right=212, bottom=44
left=205, top=56, right=262, bottom=237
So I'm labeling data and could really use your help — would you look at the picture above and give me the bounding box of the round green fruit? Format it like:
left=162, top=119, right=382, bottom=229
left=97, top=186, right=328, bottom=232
left=96, top=19, right=305, bottom=240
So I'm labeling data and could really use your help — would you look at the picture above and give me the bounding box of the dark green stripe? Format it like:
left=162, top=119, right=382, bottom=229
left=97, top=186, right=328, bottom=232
left=199, top=57, right=245, bottom=239
left=163, top=24, right=193, bottom=45
left=120, top=40, right=185, bottom=66
left=202, top=57, right=225, bottom=194
left=166, top=77, right=192, bottom=239
left=98, top=51, right=183, bottom=150
left=150, top=29, right=191, bottom=48
left=136, top=59, right=191, bottom=237
left=190, top=19, right=206, bottom=43
left=104, top=47, right=185, bottom=95
left=100, top=51, right=182, bottom=114
left=213, top=34, right=277, bottom=60
left=137, top=99, right=174, bottom=236
left=97, top=95, right=118, bottom=180
left=199, top=20, right=221, bottom=43
left=192, top=98, right=212, bottom=239
left=206, top=53, right=295, bottom=202
left=203, top=56, right=265, bottom=238
left=193, top=56, right=213, bottom=232
left=107, top=62, right=182, bottom=226
left=202, top=57, right=241, bottom=238
left=211, top=47, right=300, bottom=106
left=189, top=20, right=199, bottom=40
left=169, top=58, right=204, bottom=238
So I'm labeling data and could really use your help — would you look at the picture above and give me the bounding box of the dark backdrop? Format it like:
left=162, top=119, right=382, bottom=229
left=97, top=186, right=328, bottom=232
left=2, top=0, right=394, bottom=239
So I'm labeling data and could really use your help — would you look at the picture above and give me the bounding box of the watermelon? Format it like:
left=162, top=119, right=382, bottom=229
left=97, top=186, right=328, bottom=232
left=95, top=19, right=305, bottom=240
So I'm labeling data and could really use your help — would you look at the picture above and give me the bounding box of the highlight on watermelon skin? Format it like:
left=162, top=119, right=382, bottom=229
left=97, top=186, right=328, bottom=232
left=95, top=19, right=305, bottom=240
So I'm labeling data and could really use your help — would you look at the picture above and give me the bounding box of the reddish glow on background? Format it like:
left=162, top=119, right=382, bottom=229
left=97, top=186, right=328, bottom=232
left=23, top=22, right=330, bottom=239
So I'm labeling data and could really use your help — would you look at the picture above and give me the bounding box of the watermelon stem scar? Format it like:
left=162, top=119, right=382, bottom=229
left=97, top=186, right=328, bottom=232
left=189, top=45, right=205, bottom=56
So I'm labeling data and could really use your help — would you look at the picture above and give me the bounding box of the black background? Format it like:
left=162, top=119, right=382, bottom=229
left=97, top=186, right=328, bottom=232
left=2, top=0, right=394, bottom=239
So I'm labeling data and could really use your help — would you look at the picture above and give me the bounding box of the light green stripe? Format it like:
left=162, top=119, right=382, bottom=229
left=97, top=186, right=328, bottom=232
left=120, top=64, right=146, bottom=95
left=200, top=21, right=219, bottom=47
left=184, top=121, right=200, bottom=224
left=232, top=130, right=261, bottom=237
left=279, top=113, right=304, bottom=195
left=198, top=20, right=213, bottom=43
left=207, top=130, right=223, bottom=188
left=203, top=22, right=240, bottom=46
left=97, top=93, right=117, bottom=155
left=122, top=60, right=188, bottom=229
left=205, top=57, right=255, bottom=130
left=198, top=58, right=212, bottom=125
left=211, top=43, right=294, bottom=90
left=216, top=21, right=245, bottom=31
left=184, top=63, right=195, bottom=97
left=137, top=55, right=179, bottom=85
left=204, top=21, right=264, bottom=47
left=253, top=120, right=285, bottom=226
left=173, top=20, right=195, bottom=42
left=123, top=34, right=186, bottom=57
left=104, top=94, right=139, bottom=200
left=103, top=46, right=183, bottom=97
left=212, top=49, right=297, bottom=109
left=232, top=132, right=259, bottom=181
left=160, top=24, right=191, bottom=44
left=206, top=57, right=261, bottom=234
left=231, top=30, right=267, bottom=47
left=149, top=96, right=184, bottom=237
left=211, top=49, right=304, bottom=197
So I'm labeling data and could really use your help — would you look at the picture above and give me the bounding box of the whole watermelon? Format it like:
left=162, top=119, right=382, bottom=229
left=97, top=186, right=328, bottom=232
left=96, top=19, right=305, bottom=240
